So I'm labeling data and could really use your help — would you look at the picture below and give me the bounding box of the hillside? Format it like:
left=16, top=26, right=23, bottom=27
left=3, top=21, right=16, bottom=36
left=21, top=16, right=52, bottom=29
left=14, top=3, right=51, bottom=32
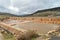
left=0, top=7, right=60, bottom=17
left=0, top=12, right=17, bottom=16
left=26, top=7, right=60, bottom=17
left=0, top=12, right=17, bottom=20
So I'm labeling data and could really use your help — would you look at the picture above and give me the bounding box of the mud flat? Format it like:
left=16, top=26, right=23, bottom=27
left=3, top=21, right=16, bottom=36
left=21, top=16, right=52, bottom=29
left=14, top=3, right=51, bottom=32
left=2, top=19, right=59, bottom=34
left=0, top=17, right=60, bottom=40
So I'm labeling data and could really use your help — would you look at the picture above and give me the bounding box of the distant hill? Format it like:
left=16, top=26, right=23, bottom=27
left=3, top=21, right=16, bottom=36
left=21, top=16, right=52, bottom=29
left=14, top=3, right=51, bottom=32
left=0, top=12, right=17, bottom=16
left=25, top=7, right=60, bottom=17
left=0, top=7, right=60, bottom=17
left=0, top=12, right=18, bottom=20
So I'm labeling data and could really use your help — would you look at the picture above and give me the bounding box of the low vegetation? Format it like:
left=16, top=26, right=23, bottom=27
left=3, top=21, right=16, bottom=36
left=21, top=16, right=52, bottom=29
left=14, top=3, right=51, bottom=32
left=1, top=30, right=16, bottom=40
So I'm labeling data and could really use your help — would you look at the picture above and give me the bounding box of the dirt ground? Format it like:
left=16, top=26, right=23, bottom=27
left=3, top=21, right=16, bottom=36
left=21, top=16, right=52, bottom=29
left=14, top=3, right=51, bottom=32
left=1, top=19, right=59, bottom=40
left=2, top=19, right=59, bottom=34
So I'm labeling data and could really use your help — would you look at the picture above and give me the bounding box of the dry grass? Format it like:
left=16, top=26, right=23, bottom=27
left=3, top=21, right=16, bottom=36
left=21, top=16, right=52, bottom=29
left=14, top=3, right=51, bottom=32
left=1, top=30, right=16, bottom=40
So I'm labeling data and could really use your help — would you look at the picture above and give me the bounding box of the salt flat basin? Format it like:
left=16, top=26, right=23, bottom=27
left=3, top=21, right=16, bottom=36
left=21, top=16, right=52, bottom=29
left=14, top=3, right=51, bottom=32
left=3, top=19, right=59, bottom=34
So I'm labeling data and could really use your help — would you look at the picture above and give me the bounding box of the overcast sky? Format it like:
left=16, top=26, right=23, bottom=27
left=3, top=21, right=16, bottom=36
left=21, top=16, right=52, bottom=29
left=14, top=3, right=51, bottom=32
left=0, top=0, right=60, bottom=15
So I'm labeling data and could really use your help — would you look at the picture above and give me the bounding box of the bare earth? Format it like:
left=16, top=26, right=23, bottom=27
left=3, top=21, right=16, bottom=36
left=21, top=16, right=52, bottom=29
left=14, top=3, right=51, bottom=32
left=1, top=19, right=59, bottom=40
left=3, top=20, right=59, bottom=34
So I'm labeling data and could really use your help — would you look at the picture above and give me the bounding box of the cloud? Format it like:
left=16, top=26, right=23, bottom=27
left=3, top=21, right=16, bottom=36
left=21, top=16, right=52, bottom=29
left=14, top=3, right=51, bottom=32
left=8, top=6, right=19, bottom=12
left=0, top=0, right=60, bottom=15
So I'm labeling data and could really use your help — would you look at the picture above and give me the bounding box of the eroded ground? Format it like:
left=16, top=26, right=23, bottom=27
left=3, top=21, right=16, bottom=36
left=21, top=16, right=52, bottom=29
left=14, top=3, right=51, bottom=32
left=2, top=19, right=59, bottom=34
left=0, top=17, right=60, bottom=40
